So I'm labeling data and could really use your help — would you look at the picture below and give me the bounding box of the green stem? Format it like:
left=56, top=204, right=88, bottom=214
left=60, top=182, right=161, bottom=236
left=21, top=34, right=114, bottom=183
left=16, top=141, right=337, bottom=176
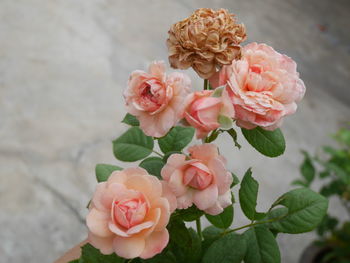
left=152, top=150, right=163, bottom=157
left=196, top=217, right=203, bottom=240
left=222, top=216, right=285, bottom=236
left=203, top=79, right=209, bottom=90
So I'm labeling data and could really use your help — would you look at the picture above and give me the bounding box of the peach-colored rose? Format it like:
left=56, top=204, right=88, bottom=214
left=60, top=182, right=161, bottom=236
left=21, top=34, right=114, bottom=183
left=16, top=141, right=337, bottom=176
left=167, top=8, right=246, bottom=79
left=86, top=168, right=176, bottom=259
left=183, top=89, right=234, bottom=139
left=210, top=42, right=306, bottom=130
left=161, top=144, right=233, bottom=215
left=124, top=61, right=191, bottom=137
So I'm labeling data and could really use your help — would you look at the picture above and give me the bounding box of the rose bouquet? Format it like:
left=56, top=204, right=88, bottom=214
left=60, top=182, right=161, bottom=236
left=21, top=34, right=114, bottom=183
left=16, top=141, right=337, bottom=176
left=67, top=8, right=328, bottom=263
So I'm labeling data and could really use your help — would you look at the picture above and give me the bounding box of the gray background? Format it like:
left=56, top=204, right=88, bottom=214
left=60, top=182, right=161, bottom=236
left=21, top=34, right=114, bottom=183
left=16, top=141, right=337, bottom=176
left=0, top=0, right=350, bottom=262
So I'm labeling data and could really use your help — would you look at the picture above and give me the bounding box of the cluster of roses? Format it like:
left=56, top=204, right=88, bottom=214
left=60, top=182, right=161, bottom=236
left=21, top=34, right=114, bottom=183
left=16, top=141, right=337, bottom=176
left=85, top=8, right=306, bottom=260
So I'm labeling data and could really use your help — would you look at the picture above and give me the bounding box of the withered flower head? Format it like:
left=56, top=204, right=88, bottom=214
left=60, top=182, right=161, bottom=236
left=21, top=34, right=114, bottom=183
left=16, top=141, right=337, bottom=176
left=167, top=8, right=247, bottom=79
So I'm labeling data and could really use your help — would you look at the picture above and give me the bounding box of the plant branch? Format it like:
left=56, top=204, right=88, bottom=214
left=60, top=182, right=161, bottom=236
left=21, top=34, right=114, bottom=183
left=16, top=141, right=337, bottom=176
left=152, top=150, right=164, bottom=157
left=203, top=79, right=209, bottom=90
left=196, top=217, right=203, bottom=240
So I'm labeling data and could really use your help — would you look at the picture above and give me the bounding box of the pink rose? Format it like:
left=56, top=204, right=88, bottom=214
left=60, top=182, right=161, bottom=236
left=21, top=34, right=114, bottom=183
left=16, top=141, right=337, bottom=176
left=124, top=61, right=191, bottom=137
left=210, top=42, right=306, bottom=130
left=161, top=144, right=233, bottom=215
left=86, top=168, right=176, bottom=259
left=183, top=89, right=234, bottom=139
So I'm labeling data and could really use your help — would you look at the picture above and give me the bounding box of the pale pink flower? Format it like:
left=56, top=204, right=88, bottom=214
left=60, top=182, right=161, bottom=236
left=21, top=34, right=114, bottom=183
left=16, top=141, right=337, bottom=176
left=161, top=144, right=233, bottom=215
left=183, top=89, right=234, bottom=139
left=86, top=168, right=176, bottom=259
left=210, top=42, right=306, bottom=130
left=124, top=61, right=191, bottom=137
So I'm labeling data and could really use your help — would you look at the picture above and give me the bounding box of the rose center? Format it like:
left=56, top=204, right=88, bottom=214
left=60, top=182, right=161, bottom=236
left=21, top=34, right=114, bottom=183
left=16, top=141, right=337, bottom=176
left=113, top=197, right=149, bottom=229
left=183, top=162, right=213, bottom=190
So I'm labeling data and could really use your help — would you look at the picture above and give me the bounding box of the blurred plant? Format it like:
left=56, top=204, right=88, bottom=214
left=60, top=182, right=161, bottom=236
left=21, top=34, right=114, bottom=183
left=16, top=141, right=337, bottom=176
left=293, top=127, right=350, bottom=263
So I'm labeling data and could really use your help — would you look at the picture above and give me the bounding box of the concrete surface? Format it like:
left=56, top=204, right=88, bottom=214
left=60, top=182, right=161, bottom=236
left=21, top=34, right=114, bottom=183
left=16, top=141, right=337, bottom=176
left=0, top=0, right=350, bottom=262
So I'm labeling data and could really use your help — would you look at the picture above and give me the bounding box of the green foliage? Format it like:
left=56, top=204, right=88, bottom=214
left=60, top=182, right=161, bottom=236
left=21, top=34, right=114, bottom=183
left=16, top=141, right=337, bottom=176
left=113, top=127, right=154, bottom=162
left=241, top=127, right=285, bottom=157
left=230, top=172, right=240, bottom=188
left=71, top=243, right=125, bottom=263
left=243, top=226, right=281, bottom=263
left=268, top=188, right=328, bottom=234
left=121, top=113, right=140, bottom=126
left=95, top=164, right=122, bottom=182
left=202, top=233, right=247, bottom=263
left=205, top=204, right=234, bottom=229
left=139, top=157, right=164, bottom=178
left=177, top=205, right=203, bottom=222
left=226, top=128, right=242, bottom=149
left=239, top=168, right=265, bottom=221
left=158, top=126, right=195, bottom=154
left=300, top=151, right=316, bottom=185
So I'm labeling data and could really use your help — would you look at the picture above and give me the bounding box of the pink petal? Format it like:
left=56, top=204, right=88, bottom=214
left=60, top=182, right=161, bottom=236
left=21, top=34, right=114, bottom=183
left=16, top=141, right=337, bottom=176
left=161, top=181, right=177, bottom=212
left=161, top=154, right=186, bottom=181
left=208, top=158, right=232, bottom=195
left=125, top=174, right=162, bottom=203
left=127, top=221, right=154, bottom=235
left=113, top=236, right=145, bottom=259
left=168, top=169, right=188, bottom=196
left=193, top=184, right=218, bottom=210
left=177, top=190, right=194, bottom=209
left=86, top=208, right=112, bottom=237
left=152, top=197, right=170, bottom=231
left=140, top=230, right=169, bottom=259
left=148, top=61, right=166, bottom=80
left=188, top=144, right=219, bottom=163
left=108, top=222, right=129, bottom=237
left=88, top=232, right=114, bottom=255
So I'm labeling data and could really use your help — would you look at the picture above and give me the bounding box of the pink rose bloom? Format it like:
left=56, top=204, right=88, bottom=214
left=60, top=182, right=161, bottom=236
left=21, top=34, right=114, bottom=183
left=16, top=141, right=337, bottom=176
left=210, top=42, right=306, bottom=130
left=124, top=61, right=191, bottom=137
left=86, top=168, right=176, bottom=259
left=183, top=89, right=235, bottom=139
left=161, top=144, right=233, bottom=215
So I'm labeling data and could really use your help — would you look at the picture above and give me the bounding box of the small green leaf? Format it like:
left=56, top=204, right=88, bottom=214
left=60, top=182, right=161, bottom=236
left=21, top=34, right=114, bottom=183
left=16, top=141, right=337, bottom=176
left=95, top=164, right=122, bottom=183
left=231, top=172, right=240, bottom=188
left=167, top=217, right=191, bottom=248
left=205, top=204, right=234, bottom=229
left=141, top=251, right=176, bottom=263
left=158, top=126, right=195, bottom=154
left=268, top=188, right=328, bottom=234
left=183, top=228, right=202, bottom=263
left=139, top=157, right=164, bottom=178
left=211, top=86, right=225, bottom=97
left=226, top=128, right=241, bottom=149
left=205, top=129, right=222, bottom=143
left=202, top=226, right=224, bottom=252
left=241, top=127, right=285, bottom=157
left=79, top=243, right=125, bottom=263
left=178, top=205, right=204, bottom=222
left=121, top=113, right=139, bottom=126
left=243, top=226, right=281, bottom=263
left=113, top=127, right=154, bottom=162
left=239, top=168, right=265, bottom=221
left=202, top=233, right=247, bottom=263
left=218, top=115, right=233, bottom=129
left=291, top=179, right=308, bottom=187
left=300, top=151, right=315, bottom=184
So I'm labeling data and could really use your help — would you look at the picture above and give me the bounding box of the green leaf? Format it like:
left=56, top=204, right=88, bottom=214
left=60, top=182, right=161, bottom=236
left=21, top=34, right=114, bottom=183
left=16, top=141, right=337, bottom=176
left=167, top=216, right=191, bottom=248
left=300, top=151, right=315, bottom=184
left=139, top=157, right=164, bottom=178
left=202, top=233, right=247, bottom=263
left=243, top=226, right=281, bottom=263
left=95, top=164, right=122, bottom=183
left=291, top=179, right=308, bottom=187
left=268, top=188, right=328, bottom=234
left=211, top=86, right=225, bottom=97
left=121, top=113, right=139, bottom=126
left=113, top=127, right=154, bottom=162
left=324, top=162, right=350, bottom=184
left=205, top=129, right=222, bottom=143
left=79, top=243, right=125, bottom=263
left=141, top=251, right=176, bottom=263
left=68, top=260, right=80, bottom=263
left=239, top=168, right=265, bottom=221
left=218, top=115, right=233, bottom=129
left=158, top=126, right=195, bottom=154
left=202, top=226, right=224, bottom=252
left=183, top=228, right=202, bottom=263
left=241, top=127, right=285, bottom=157
left=177, top=205, right=204, bottom=222
left=231, top=172, right=240, bottom=188
left=226, top=128, right=241, bottom=149
left=205, top=204, right=234, bottom=229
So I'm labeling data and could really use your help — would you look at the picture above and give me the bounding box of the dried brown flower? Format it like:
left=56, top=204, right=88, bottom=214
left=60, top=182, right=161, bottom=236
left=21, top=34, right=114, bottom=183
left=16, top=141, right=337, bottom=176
left=167, top=8, right=247, bottom=79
